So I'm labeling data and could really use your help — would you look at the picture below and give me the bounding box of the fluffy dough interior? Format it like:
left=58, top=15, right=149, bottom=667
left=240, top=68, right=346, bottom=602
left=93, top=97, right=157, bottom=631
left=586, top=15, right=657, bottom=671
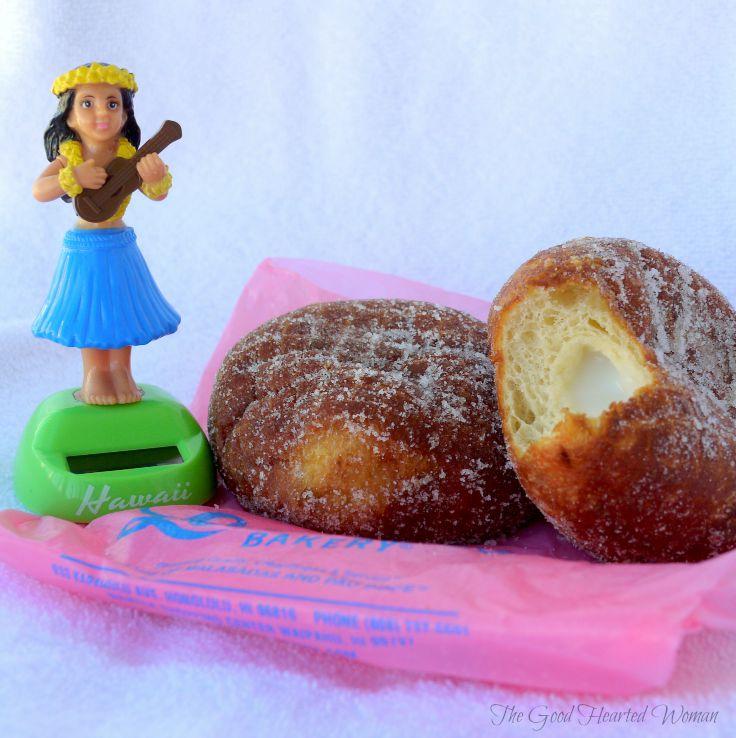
left=499, top=284, right=654, bottom=454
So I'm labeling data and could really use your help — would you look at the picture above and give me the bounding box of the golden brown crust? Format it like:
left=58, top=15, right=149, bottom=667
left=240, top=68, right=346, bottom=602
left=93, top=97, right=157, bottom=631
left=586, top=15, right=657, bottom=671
left=210, top=299, right=537, bottom=543
left=489, top=237, right=736, bottom=562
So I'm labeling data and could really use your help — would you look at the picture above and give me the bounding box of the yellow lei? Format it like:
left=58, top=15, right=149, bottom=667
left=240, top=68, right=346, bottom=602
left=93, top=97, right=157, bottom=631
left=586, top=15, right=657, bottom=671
left=52, top=63, right=138, bottom=96
left=58, top=137, right=167, bottom=222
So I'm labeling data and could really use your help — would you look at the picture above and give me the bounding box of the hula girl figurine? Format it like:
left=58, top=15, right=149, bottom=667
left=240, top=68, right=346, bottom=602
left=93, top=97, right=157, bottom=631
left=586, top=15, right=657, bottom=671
left=16, top=62, right=214, bottom=522
left=32, top=62, right=180, bottom=405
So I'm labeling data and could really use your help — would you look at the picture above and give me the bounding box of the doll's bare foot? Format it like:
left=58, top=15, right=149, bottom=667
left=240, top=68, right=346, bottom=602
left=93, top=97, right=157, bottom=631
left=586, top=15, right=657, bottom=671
left=111, top=366, right=143, bottom=404
left=75, top=368, right=117, bottom=405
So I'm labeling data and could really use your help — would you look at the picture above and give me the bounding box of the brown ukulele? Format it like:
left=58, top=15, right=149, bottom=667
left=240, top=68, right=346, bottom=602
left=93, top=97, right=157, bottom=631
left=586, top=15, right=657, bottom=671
left=74, top=120, right=182, bottom=223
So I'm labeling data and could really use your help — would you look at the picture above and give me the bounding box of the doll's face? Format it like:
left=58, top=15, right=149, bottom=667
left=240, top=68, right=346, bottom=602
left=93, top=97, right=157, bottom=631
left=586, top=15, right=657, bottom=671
left=66, top=83, right=127, bottom=145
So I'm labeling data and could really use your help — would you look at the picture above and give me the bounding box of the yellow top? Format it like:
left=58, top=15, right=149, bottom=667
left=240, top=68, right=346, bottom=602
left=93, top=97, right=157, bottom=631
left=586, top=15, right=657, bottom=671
left=52, top=62, right=137, bottom=96
left=59, top=137, right=137, bottom=222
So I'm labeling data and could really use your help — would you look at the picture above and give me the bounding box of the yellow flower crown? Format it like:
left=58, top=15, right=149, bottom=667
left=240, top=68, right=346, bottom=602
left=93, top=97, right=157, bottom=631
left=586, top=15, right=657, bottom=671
left=52, top=62, right=137, bottom=96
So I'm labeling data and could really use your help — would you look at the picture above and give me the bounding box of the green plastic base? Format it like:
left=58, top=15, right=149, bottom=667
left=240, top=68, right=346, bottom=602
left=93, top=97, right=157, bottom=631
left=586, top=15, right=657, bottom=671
left=14, top=384, right=215, bottom=522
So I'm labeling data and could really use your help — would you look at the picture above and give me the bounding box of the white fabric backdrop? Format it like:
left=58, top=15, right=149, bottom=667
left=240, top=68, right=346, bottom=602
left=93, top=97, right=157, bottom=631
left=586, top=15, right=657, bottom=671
left=1, top=1, right=735, bottom=735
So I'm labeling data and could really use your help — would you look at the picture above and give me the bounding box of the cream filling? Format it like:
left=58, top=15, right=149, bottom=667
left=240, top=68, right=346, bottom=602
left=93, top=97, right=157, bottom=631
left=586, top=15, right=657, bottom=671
left=499, top=284, right=654, bottom=455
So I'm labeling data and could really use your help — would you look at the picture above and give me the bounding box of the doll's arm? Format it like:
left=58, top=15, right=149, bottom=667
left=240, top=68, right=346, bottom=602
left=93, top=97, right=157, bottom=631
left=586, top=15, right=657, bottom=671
left=137, top=153, right=171, bottom=202
left=32, top=157, right=107, bottom=202
left=32, top=158, right=65, bottom=202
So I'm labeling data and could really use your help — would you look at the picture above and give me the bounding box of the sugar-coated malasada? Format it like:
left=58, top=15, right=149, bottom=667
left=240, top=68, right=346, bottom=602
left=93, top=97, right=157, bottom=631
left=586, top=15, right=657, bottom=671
left=209, top=299, right=537, bottom=543
left=488, top=236, right=736, bottom=562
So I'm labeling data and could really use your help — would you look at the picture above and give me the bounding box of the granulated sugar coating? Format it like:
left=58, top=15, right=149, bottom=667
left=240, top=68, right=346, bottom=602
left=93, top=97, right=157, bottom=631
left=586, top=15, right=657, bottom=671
left=489, top=237, right=736, bottom=562
left=209, top=299, right=537, bottom=543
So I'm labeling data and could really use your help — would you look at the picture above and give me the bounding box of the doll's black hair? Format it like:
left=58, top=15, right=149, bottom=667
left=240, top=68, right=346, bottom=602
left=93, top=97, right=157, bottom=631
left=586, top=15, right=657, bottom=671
left=43, top=88, right=141, bottom=201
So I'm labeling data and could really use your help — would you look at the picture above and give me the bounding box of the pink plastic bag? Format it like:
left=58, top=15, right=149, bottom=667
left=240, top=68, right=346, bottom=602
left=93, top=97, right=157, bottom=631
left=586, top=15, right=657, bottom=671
left=2, top=257, right=735, bottom=695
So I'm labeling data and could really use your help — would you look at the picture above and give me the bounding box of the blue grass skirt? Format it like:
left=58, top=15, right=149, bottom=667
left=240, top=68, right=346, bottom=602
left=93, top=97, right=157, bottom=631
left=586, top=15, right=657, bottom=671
left=32, top=227, right=180, bottom=349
